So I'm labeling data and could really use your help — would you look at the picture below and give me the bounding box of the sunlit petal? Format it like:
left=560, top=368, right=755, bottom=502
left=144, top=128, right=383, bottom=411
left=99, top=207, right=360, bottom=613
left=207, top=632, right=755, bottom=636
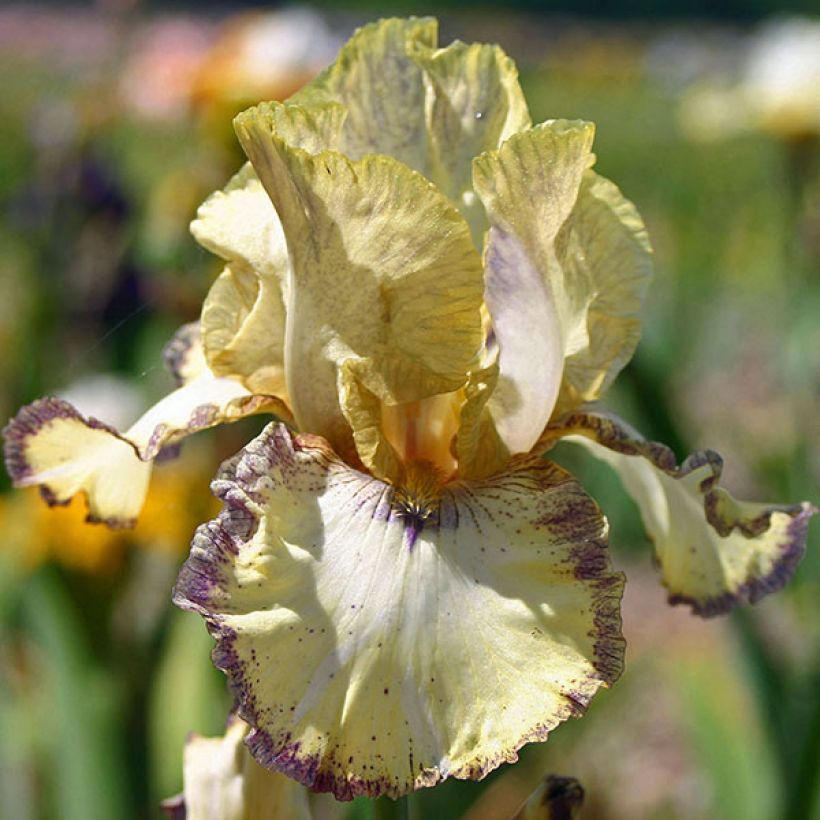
left=174, top=423, right=623, bottom=799
left=545, top=409, right=817, bottom=616
left=551, top=172, right=652, bottom=416
left=3, top=332, right=289, bottom=527
left=235, top=101, right=484, bottom=462
left=291, top=18, right=530, bottom=238
left=473, top=120, right=595, bottom=452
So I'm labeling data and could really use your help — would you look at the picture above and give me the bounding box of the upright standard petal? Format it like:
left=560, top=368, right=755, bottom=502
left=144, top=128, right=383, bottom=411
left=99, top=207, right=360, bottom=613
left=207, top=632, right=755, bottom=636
left=174, top=423, right=624, bottom=800
left=417, top=40, right=531, bottom=240
left=235, top=102, right=484, bottom=463
left=473, top=121, right=594, bottom=454
left=544, top=409, right=817, bottom=616
left=551, top=172, right=652, bottom=417
left=474, top=124, right=652, bottom=444
left=192, top=96, right=347, bottom=397
left=3, top=327, right=289, bottom=527
left=291, top=19, right=531, bottom=238
left=161, top=716, right=313, bottom=820
left=290, top=17, right=437, bottom=176
left=193, top=163, right=289, bottom=395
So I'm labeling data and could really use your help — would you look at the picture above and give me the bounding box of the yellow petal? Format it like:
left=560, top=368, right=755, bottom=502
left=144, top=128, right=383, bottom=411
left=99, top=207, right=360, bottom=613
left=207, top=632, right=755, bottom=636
left=161, top=715, right=312, bottom=820
left=290, top=17, right=437, bottom=176
left=455, top=357, right=509, bottom=480
left=546, top=409, right=817, bottom=616
left=417, top=40, right=531, bottom=241
left=201, top=264, right=287, bottom=396
left=551, top=172, right=652, bottom=416
left=174, top=423, right=624, bottom=799
left=3, top=366, right=289, bottom=527
left=235, top=102, right=484, bottom=460
left=191, top=162, right=288, bottom=283
left=473, top=121, right=595, bottom=453
left=291, top=19, right=531, bottom=239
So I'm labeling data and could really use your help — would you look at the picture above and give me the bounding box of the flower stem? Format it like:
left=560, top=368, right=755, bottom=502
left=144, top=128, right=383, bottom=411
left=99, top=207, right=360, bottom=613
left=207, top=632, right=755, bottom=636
left=372, top=796, right=411, bottom=820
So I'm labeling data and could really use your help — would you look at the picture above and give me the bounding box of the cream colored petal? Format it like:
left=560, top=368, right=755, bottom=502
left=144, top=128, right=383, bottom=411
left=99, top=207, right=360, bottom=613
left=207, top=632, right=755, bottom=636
left=193, top=99, right=346, bottom=392
left=455, top=357, right=509, bottom=480
left=290, top=17, right=437, bottom=176
left=418, top=41, right=531, bottom=241
left=473, top=121, right=595, bottom=453
left=545, top=409, right=816, bottom=616
left=201, top=264, right=287, bottom=396
left=551, top=172, right=653, bottom=417
left=235, top=102, right=484, bottom=459
left=291, top=20, right=531, bottom=238
left=3, top=376, right=289, bottom=528
left=161, top=716, right=312, bottom=820
left=174, top=423, right=624, bottom=800
left=191, top=162, right=288, bottom=281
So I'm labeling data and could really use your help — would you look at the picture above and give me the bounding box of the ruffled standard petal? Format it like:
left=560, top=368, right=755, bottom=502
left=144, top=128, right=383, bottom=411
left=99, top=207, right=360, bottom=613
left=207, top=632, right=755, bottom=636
left=3, top=332, right=290, bottom=526
left=291, top=18, right=531, bottom=237
left=193, top=163, right=290, bottom=395
left=551, top=172, right=652, bottom=417
left=174, top=423, right=624, bottom=800
left=161, top=716, right=312, bottom=820
left=473, top=121, right=595, bottom=454
left=235, top=102, right=484, bottom=463
left=545, top=409, right=817, bottom=616
left=290, top=17, right=437, bottom=176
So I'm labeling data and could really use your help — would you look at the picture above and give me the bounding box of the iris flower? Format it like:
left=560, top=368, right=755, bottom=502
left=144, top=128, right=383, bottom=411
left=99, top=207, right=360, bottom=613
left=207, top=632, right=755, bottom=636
left=3, top=17, right=815, bottom=802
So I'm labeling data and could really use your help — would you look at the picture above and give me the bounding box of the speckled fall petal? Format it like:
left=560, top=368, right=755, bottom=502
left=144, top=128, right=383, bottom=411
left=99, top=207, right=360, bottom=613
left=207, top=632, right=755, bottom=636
left=235, top=100, right=484, bottom=464
left=161, top=715, right=312, bottom=820
left=174, top=423, right=624, bottom=800
left=2, top=326, right=289, bottom=527
left=544, top=409, right=817, bottom=616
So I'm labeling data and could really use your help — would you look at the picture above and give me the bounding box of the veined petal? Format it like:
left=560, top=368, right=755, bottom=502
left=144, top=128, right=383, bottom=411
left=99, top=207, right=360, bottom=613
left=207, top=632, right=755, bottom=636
left=545, top=409, right=817, bottom=616
left=418, top=40, right=531, bottom=241
left=551, top=172, right=652, bottom=417
left=473, top=121, right=594, bottom=453
left=174, top=423, right=624, bottom=800
left=193, top=100, right=345, bottom=392
left=201, top=264, right=287, bottom=396
left=455, top=358, right=509, bottom=480
left=3, top=344, right=290, bottom=526
left=161, top=715, right=313, bottom=820
left=290, top=19, right=531, bottom=238
left=290, top=17, right=437, bottom=176
left=235, top=102, right=484, bottom=460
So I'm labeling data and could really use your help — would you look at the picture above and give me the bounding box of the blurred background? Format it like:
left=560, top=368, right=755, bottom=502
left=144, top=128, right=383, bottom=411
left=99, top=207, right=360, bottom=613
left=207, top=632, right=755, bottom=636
left=0, top=2, right=818, bottom=818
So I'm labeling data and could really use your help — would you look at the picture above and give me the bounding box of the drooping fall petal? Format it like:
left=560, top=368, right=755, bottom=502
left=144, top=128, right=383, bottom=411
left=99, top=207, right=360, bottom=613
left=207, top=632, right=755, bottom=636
left=2, top=326, right=289, bottom=527
left=544, top=409, right=817, bottom=616
left=235, top=101, right=484, bottom=464
left=161, top=715, right=313, bottom=820
left=174, top=423, right=624, bottom=800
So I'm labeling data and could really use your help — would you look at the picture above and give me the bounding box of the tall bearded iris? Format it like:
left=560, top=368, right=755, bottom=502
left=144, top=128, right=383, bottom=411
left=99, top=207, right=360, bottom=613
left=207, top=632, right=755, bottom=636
left=4, top=17, right=816, bottom=801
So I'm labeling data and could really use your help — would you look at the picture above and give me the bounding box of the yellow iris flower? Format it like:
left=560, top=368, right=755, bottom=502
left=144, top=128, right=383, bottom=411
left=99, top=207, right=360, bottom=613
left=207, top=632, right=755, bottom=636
left=3, top=17, right=816, bottom=801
